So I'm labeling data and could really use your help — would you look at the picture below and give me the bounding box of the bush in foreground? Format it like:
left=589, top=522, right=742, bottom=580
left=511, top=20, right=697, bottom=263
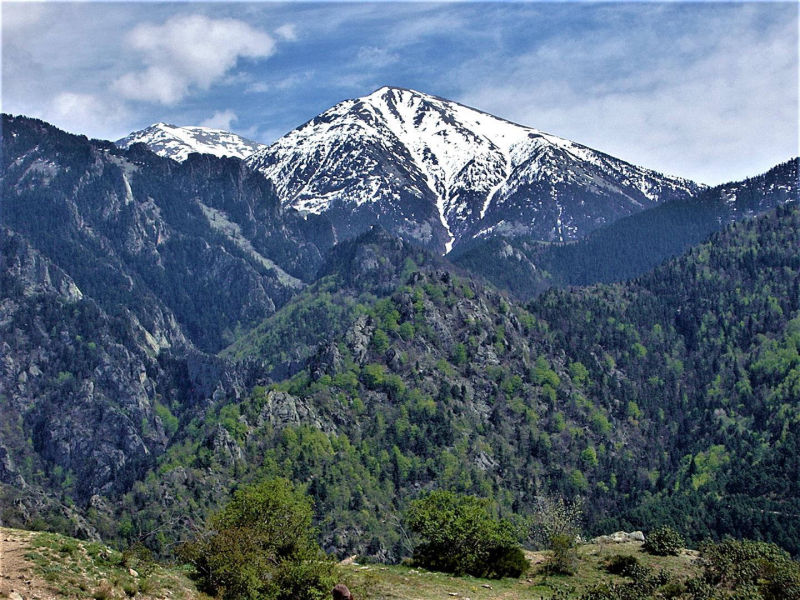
left=179, top=478, right=335, bottom=600
left=405, top=490, right=529, bottom=578
left=530, top=496, right=584, bottom=576
left=584, top=537, right=800, bottom=600
left=643, top=525, right=684, bottom=556
left=699, top=538, right=800, bottom=600
left=544, top=533, right=579, bottom=575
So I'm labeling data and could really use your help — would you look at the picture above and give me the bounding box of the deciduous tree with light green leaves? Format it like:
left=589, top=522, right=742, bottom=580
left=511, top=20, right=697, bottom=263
left=179, top=478, right=335, bottom=600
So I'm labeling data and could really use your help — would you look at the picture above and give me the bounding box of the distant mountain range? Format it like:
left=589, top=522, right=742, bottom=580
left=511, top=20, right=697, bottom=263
left=119, top=87, right=702, bottom=254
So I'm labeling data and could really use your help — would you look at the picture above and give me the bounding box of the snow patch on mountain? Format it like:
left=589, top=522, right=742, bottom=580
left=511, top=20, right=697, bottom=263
left=117, top=123, right=266, bottom=162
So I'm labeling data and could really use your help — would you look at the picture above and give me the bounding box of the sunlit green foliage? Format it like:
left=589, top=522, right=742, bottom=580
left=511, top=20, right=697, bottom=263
left=179, top=479, right=335, bottom=600
left=405, top=491, right=529, bottom=578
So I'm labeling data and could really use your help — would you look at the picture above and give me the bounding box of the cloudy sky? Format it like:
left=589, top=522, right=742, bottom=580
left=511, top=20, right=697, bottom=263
left=2, top=2, right=797, bottom=185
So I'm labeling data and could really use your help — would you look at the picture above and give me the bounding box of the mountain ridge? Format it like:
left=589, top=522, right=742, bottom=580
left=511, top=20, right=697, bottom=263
left=115, top=86, right=702, bottom=255
left=4, top=110, right=800, bottom=567
left=452, top=157, right=799, bottom=298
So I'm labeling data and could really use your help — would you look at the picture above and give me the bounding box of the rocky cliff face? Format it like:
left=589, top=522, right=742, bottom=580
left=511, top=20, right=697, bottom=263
left=0, top=228, right=165, bottom=502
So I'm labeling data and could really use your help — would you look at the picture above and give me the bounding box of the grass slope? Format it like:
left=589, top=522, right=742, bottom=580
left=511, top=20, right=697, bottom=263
left=0, top=528, right=701, bottom=600
left=341, top=543, right=700, bottom=600
left=0, top=528, right=203, bottom=600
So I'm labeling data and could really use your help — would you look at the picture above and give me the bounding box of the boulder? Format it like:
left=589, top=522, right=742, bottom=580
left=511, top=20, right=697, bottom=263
left=332, top=583, right=353, bottom=600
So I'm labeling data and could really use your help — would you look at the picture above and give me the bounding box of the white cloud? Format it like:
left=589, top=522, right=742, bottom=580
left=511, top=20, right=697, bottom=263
left=200, top=109, right=238, bottom=130
left=274, top=71, right=313, bottom=90
left=49, top=92, right=130, bottom=139
left=113, top=15, right=276, bottom=105
left=247, top=82, right=271, bottom=94
left=246, top=71, right=313, bottom=94
left=356, top=46, right=399, bottom=69
left=1, top=2, right=46, bottom=32
left=456, top=7, right=798, bottom=185
left=275, top=23, right=297, bottom=41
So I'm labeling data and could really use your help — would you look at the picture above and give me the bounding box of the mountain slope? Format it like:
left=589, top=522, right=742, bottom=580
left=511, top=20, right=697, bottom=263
left=5, top=110, right=800, bottom=569
left=84, top=203, right=800, bottom=562
left=0, top=114, right=333, bottom=509
left=116, top=122, right=267, bottom=162
left=247, top=86, right=701, bottom=253
left=3, top=115, right=334, bottom=352
left=0, top=227, right=169, bottom=507
left=453, top=157, right=799, bottom=299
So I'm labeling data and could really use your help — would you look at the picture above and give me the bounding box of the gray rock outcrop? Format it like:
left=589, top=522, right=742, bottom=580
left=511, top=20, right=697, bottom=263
left=590, top=531, right=646, bottom=544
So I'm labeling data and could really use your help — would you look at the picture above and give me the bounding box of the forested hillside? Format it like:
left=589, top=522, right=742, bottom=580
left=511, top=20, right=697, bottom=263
left=530, top=202, right=800, bottom=552
left=2, top=114, right=798, bottom=569
left=51, top=204, right=799, bottom=560
left=1, top=115, right=334, bottom=353
left=1, top=115, right=331, bottom=528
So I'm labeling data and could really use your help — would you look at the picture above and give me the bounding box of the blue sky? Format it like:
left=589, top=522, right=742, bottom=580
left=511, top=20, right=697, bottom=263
left=2, top=2, right=797, bottom=185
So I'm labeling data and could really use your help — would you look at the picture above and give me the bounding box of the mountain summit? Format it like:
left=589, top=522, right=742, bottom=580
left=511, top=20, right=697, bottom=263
left=247, top=86, right=702, bottom=253
left=116, top=88, right=702, bottom=254
left=117, top=122, right=266, bottom=162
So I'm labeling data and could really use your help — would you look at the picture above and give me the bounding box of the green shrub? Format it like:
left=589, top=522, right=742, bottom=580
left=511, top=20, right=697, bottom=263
left=530, top=495, right=584, bottom=576
left=603, top=554, right=640, bottom=577
left=179, top=478, right=335, bottom=600
left=683, top=577, right=714, bottom=600
left=483, top=545, right=530, bottom=579
left=643, top=525, right=684, bottom=556
left=581, top=563, right=668, bottom=600
left=122, top=542, right=154, bottom=577
left=405, top=490, right=529, bottom=578
left=92, top=582, right=114, bottom=600
left=545, top=533, right=579, bottom=575
left=699, top=538, right=800, bottom=600
left=658, top=581, right=686, bottom=599
left=122, top=579, right=138, bottom=597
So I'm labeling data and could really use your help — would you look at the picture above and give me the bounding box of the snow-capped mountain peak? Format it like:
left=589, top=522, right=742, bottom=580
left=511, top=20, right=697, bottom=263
left=116, top=122, right=266, bottom=162
left=247, top=86, right=702, bottom=254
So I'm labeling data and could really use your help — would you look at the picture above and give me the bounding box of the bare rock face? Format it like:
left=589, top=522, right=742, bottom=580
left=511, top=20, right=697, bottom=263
left=345, top=316, right=376, bottom=365
left=204, top=424, right=244, bottom=467
left=257, top=390, right=328, bottom=432
left=309, top=342, right=344, bottom=380
left=0, top=444, right=25, bottom=487
left=0, top=228, right=83, bottom=301
left=1, top=230, right=166, bottom=500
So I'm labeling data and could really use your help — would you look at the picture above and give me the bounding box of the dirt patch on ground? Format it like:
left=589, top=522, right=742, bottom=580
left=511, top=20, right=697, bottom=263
left=523, top=549, right=548, bottom=567
left=0, top=528, right=59, bottom=600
